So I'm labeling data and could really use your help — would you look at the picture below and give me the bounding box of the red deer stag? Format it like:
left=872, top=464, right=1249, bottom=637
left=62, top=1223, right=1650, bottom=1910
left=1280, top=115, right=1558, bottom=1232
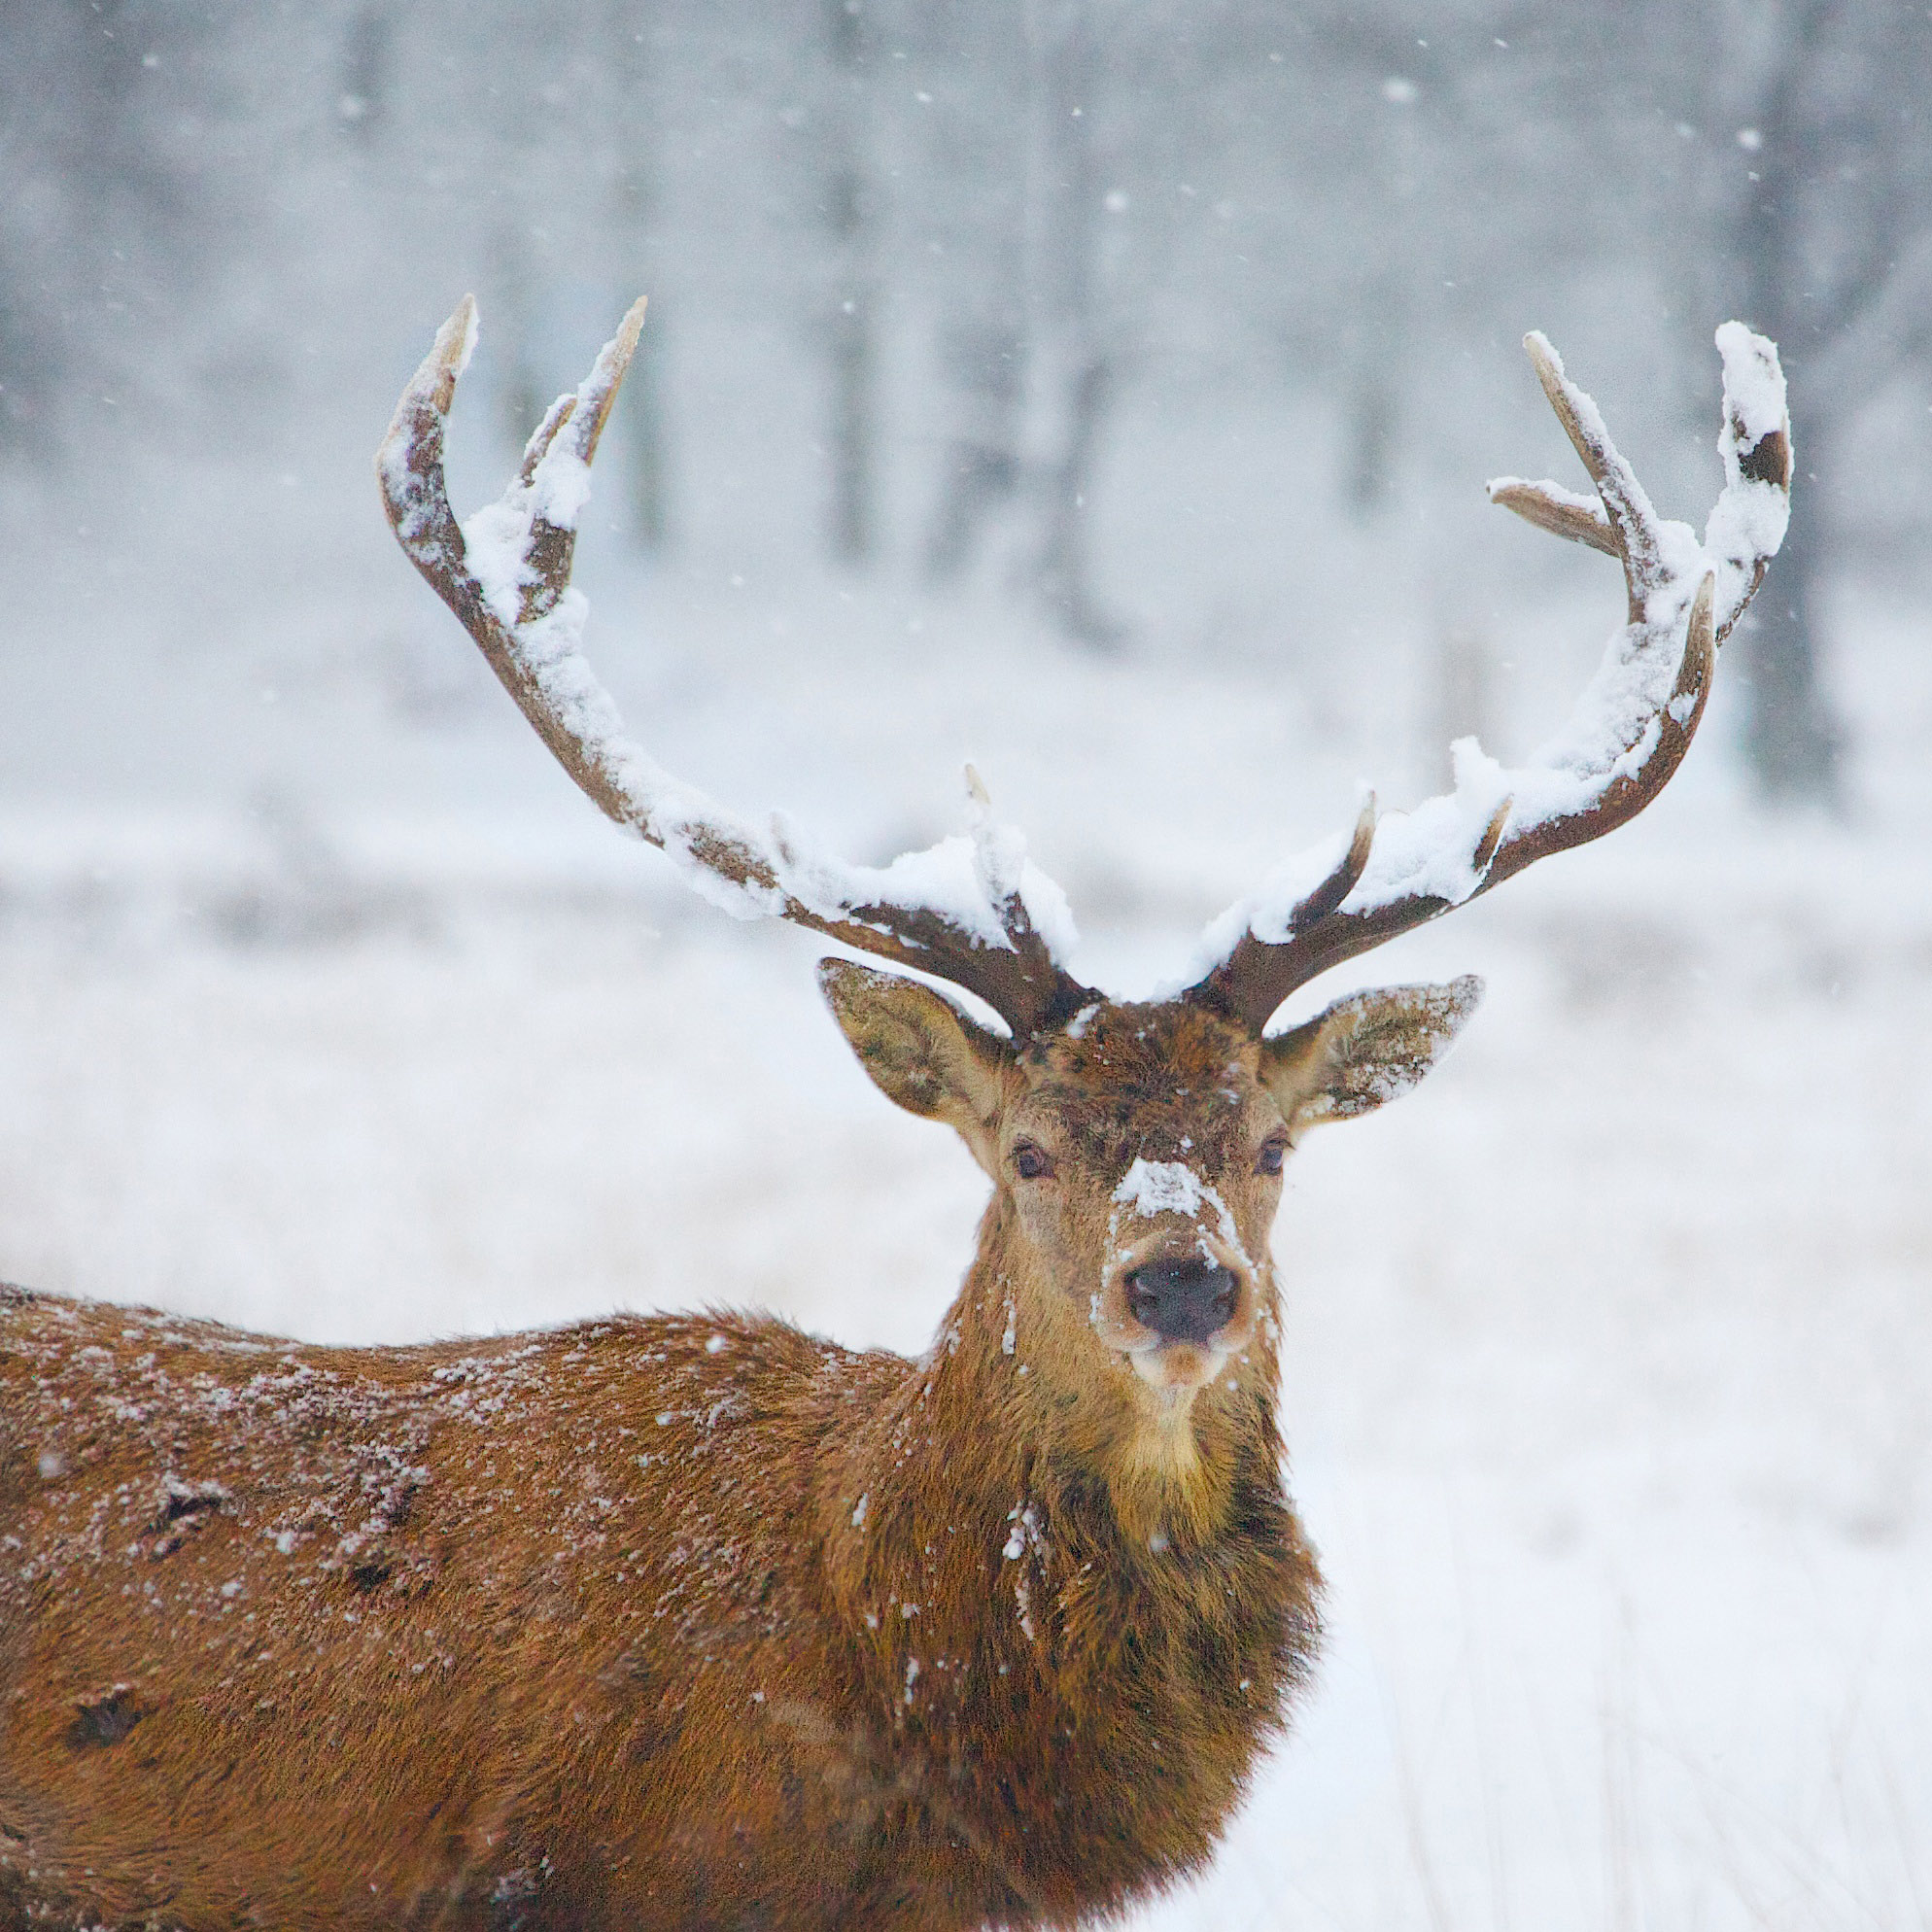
left=0, top=302, right=1788, bottom=1931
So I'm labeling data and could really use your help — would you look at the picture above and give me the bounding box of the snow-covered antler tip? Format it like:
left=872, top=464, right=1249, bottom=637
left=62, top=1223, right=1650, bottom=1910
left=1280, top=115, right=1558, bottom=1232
left=1183, top=328, right=1787, bottom=1035
left=377, top=297, right=1090, bottom=1041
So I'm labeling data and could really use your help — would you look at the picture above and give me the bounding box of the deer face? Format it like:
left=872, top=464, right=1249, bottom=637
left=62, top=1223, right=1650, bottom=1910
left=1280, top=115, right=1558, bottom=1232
left=821, top=960, right=1479, bottom=1409
left=998, top=1002, right=1285, bottom=1400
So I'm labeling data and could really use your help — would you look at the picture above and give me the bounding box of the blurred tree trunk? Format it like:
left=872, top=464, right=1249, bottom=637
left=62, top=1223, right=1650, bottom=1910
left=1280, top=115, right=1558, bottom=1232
left=0, top=0, right=221, bottom=456
left=620, top=297, right=671, bottom=553
left=915, top=5, right=1029, bottom=595
left=1342, top=358, right=1398, bottom=518
left=924, top=308, right=1024, bottom=580
left=605, top=0, right=670, bottom=552
left=1031, top=352, right=1117, bottom=645
left=488, top=221, right=546, bottom=457
left=1338, top=64, right=1423, bottom=522
left=0, top=6, right=69, bottom=455
left=1725, top=0, right=1846, bottom=806
left=819, top=0, right=879, bottom=566
left=336, top=5, right=394, bottom=146
left=1019, top=0, right=1120, bottom=646
left=1680, top=0, right=1932, bottom=806
left=1733, top=422, right=1840, bottom=801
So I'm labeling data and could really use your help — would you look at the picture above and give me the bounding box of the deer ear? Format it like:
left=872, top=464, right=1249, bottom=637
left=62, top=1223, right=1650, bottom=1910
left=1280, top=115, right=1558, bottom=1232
left=817, top=959, right=1015, bottom=1149
left=1260, top=976, right=1482, bottom=1131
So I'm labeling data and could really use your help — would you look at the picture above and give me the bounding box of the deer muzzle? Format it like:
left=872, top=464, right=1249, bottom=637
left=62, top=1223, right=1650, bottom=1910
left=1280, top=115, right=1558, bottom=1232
left=1098, top=1231, right=1258, bottom=1392
left=1123, top=1257, right=1240, bottom=1346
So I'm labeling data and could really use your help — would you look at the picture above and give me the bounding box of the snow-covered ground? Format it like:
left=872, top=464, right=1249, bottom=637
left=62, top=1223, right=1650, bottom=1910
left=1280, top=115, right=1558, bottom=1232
left=2, top=447, right=1929, bottom=1926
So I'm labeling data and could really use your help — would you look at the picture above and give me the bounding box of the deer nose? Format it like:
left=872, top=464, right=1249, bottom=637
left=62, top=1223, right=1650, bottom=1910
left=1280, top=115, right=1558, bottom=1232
left=1124, top=1258, right=1240, bottom=1346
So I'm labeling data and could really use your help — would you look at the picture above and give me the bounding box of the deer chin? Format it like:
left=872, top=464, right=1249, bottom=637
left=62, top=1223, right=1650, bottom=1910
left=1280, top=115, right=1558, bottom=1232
left=1109, top=1348, right=1235, bottom=1547
left=1127, top=1339, right=1227, bottom=1400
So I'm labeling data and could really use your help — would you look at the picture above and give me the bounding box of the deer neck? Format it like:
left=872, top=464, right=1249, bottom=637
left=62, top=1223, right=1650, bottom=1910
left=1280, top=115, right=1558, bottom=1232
left=819, top=1197, right=1286, bottom=1622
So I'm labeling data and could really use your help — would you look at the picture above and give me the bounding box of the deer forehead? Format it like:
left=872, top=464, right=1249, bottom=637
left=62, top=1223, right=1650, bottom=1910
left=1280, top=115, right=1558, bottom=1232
left=1014, top=1002, right=1274, bottom=1169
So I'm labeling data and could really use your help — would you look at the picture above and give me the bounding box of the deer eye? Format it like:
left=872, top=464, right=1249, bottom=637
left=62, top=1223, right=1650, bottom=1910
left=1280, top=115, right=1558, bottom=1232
left=1256, top=1136, right=1288, bottom=1176
left=1012, top=1141, right=1055, bottom=1181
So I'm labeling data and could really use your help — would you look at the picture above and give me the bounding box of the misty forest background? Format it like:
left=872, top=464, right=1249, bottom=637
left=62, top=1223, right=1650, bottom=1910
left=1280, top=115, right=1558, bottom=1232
left=8, top=0, right=1932, bottom=803
left=6, top=6, right=1932, bottom=1931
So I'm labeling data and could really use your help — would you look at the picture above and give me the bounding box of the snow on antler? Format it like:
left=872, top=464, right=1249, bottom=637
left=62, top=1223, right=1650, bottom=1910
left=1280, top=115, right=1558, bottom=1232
left=383, top=299, right=1785, bottom=1042
left=378, top=298, right=1087, bottom=1035
left=1177, top=326, right=1788, bottom=1026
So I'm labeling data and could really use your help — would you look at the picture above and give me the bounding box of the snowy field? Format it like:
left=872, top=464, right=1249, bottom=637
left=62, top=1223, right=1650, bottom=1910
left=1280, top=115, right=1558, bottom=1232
left=3, top=450, right=1930, bottom=1928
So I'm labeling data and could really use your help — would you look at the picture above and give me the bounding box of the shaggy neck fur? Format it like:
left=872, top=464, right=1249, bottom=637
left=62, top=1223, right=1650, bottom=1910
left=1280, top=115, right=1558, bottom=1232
left=816, top=1217, right=1320, bottom=1917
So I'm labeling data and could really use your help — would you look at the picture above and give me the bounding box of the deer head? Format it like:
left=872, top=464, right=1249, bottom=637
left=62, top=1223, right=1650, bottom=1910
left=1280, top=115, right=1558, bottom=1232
left=820, top=957, right=1480, bottom=1384
left=815, top=958, right=1477, bottom=1542
left=377, top=298, right=1787, bottom=1496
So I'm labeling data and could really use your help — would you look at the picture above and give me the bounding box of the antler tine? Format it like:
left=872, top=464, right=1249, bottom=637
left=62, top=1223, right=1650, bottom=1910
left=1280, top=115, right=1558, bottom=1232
left=1485, top=478, right=1621, bottom=557
left=378, top=299, right=1092, bottom=1039
left=1517, top=330, right=1666, bottom=616
left=1183, top=327, right=1788, bottom=1034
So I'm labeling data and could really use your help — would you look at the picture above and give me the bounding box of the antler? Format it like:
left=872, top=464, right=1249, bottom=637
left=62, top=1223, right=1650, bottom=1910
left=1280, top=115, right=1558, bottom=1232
left=377, top=297, right=1093, bottom=1038
left=1182, top=325, right=1791, bottom=1030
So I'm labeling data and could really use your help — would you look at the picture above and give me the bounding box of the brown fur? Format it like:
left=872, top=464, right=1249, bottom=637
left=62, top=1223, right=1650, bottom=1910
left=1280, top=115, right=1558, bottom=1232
left=0, top=972, right=1476, bottom=1930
